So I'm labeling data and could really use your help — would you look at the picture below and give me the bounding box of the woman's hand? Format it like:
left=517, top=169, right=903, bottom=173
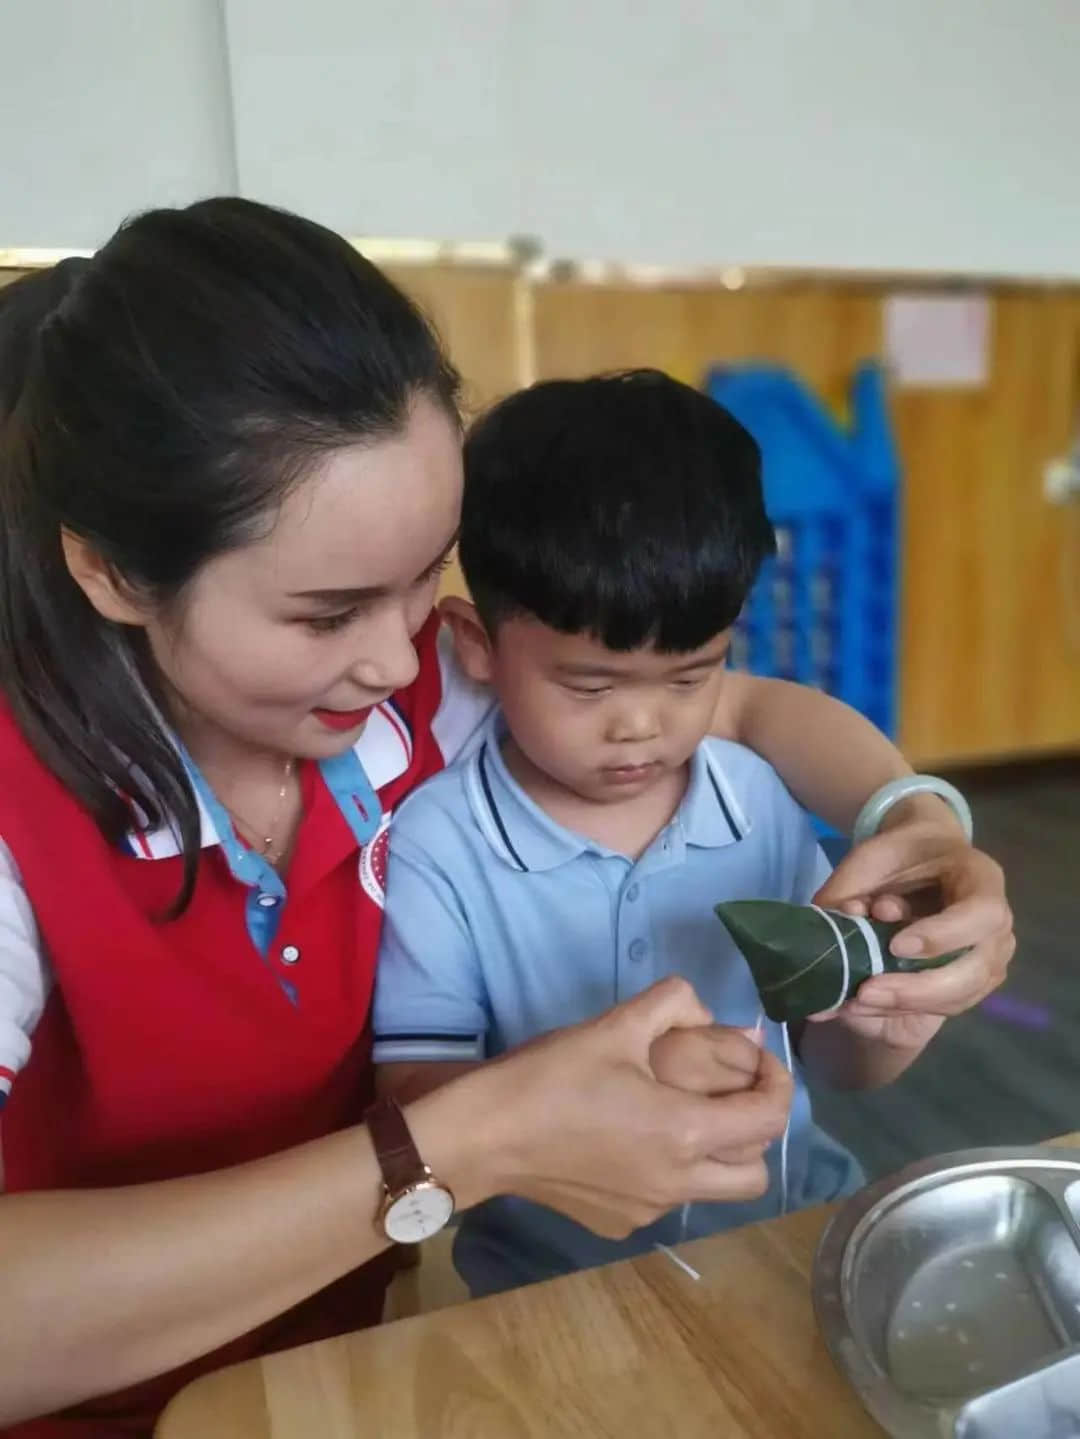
left=415, top=979, right=792, bottom=1240
left=809, top=818, right=1015, bottom=1069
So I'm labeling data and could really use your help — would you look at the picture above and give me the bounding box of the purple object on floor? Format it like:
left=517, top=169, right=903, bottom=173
left=980, top=993, right=1053, bottom=1031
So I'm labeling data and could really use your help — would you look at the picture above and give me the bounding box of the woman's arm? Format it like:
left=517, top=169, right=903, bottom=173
left=0, top=1121, right=409, bottom=1425
left=713, top=673, right=917, bottom=833
left=0, top=978, right=791, bottom=1427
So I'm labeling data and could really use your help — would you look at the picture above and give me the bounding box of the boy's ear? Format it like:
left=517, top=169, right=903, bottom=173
left=438, top=596, right=496, bottom=684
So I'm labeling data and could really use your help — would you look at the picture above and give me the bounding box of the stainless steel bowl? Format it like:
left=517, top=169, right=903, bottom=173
left=813, top=1147, right=1080, bottom=1438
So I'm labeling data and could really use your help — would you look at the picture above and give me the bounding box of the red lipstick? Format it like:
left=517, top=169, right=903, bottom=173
left=313, top=707, right=373, bottom=732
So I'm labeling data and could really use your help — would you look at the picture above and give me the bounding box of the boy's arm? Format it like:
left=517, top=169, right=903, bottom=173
left=372, top=828, right=491, bottom=1107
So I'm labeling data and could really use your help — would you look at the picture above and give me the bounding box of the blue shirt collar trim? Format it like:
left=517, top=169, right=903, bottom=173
left=464, top=710, right=750, bottom=874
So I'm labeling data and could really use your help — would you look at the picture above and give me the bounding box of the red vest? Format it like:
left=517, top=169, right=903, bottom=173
left=0, top=616, right=450, bottom=1439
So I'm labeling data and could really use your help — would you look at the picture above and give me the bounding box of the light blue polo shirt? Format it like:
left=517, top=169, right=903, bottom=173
left=373, top=711, right=862, bottom=1295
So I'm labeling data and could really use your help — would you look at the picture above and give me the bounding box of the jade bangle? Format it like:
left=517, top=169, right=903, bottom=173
left=852, top=775, right=974, bottom=845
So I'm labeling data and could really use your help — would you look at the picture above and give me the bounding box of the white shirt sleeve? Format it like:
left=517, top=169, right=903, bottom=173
left=430, top=622, right=494, bottom=767
left=0, top=839, right=52, bottom=1106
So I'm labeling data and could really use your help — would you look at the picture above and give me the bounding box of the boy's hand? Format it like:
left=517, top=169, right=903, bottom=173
left=649, top=1022, right=779, bottom=1163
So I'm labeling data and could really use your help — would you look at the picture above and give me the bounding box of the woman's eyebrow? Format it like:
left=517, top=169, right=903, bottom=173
left=289, top=529, right=460, bottom=603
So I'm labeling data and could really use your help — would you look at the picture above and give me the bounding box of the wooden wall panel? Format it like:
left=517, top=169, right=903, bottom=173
left=532, top=281, right=880, bottom=413
left=386, top=263, right=528, bottom=601
left=894, top=292, right=1080, bottom=763
left=384, top=263, right=527, bottom=415
left=533, top=280, right=1080, bottom=766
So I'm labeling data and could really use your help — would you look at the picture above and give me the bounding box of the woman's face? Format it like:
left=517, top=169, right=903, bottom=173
left=146, top=395, right=463, bottom=762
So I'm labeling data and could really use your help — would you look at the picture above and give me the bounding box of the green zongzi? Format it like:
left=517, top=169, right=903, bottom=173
left=715, top=899, right=965, bottom=1024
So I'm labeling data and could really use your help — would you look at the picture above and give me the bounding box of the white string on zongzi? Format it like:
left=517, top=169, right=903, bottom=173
left=847, top=912, right=886, bottom=978
left=779, top=1020, right=794, bottom=1216
left=808, top=905, right=851, bottom=1013
left=750, top=1006, right=795, bottom=1216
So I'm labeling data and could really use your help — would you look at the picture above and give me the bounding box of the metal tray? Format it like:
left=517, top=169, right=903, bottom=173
left=813, top=1147, right=1080, bottom=1438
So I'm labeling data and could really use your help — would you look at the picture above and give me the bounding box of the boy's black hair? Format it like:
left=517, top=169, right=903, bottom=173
left=460, top=369, right=775, bottom=653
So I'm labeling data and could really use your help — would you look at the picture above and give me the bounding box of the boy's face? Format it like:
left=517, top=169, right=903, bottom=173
left=484, top=616, right=731, bottom=804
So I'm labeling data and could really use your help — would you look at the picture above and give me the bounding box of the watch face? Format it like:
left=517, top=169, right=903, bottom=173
left=385, top=1181, right=455, bottom=1244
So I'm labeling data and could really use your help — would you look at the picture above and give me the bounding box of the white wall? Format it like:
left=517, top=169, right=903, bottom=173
left=226, top=0, right=1080, bottom=277
left=5, top=0, right=1080, bottom=276
left=0, top=0, right=236, bottom=248
left=517, top=0, right=1080, bottom=275
left=224, top=1, right=523, bottom=250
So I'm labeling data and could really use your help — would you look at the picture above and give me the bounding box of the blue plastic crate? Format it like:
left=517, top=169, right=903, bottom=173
left=706, top=362, right=900, bottom=742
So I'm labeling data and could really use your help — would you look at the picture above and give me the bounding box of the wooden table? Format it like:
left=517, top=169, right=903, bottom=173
left=158, top=1203, right=870, bottom=1438
left=157, top=1134, right=1080, bottom=1438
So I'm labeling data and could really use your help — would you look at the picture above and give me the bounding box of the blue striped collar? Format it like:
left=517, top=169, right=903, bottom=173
left=463, top=710, right=751, bottom=873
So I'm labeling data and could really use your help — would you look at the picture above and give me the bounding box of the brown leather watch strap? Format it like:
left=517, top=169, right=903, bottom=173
left=365, top=1096, right=428, bottom=1195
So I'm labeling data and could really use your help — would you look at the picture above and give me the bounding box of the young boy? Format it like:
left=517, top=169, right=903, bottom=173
left=372, top=371, right=912, bottom=1296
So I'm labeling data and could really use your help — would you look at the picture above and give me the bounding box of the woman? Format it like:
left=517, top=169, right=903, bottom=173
left=0, top=199, right=1012, bottom=1437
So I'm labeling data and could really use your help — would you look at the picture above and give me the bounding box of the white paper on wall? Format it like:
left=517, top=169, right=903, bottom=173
left=884, top=295, right=991, bottom=388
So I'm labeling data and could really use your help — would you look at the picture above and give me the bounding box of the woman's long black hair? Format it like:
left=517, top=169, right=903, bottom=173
left=0, top=199, right=459, bottom=912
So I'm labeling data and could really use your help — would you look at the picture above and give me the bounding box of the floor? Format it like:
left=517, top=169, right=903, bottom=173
left=811, top=758, right=1080, bottom=1177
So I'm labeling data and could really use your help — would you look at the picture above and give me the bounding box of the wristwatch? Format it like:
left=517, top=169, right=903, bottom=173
left=365, top=1096, right=455, bottom=1244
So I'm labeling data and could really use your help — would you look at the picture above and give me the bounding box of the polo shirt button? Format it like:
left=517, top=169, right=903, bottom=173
left=626, top=883, right=640, bottom=903
left=257, top=894, right=279, bottom=909
left=629, top=938, right=647, bottom=962
left=281, top=944, right=301, bottom=965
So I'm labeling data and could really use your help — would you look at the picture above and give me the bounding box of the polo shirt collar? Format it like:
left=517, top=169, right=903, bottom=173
left=680, top=743, right=753, bottom=849
left=465, top=710, right=751, bottom=874
left=124, top=702, right=404, bottom=861
left=465, top=713, right=590, bottom=873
